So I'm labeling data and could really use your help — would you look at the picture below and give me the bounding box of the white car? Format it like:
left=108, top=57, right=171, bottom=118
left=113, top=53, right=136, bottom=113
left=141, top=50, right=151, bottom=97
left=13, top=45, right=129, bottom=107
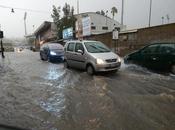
left=64, top=40, right=121, bottom=75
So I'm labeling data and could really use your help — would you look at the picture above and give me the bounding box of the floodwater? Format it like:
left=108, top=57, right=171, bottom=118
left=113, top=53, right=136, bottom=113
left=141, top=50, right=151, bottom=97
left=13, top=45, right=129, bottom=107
left=0, top=50, right=175, bottom=130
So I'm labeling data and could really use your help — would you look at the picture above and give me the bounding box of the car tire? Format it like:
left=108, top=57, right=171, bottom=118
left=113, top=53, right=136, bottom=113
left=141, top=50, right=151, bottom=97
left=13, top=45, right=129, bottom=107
left=171, top=64, right=175, bottom=74
left=40, top=53, right=44, bottom=60
left=48, top=56, right=52, bottom=62
left=87, top=65, right=95, bottom=75
left=111, top=70, right=118, bottom=74
left=64, top=60, right=69, bottom=68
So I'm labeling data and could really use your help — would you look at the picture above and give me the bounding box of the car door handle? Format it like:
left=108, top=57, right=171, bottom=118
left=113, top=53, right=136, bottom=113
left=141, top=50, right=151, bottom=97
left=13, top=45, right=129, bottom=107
left=152, top=57, right=157, bottom=60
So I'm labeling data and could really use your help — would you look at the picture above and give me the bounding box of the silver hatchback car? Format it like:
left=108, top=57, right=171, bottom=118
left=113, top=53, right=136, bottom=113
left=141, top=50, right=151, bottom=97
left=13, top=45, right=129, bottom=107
left=64, top=40, right=121, bottom=75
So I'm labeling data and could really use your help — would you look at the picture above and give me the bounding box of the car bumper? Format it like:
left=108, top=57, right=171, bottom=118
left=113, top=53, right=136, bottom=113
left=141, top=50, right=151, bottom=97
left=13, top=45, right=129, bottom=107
left=49, top=55, right=64, bottom=61
left=94, top=62, right=121, bottom=72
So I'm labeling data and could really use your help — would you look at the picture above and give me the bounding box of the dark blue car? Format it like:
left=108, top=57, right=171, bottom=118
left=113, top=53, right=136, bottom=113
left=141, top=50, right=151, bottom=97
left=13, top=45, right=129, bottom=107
left=40, top=43, right=64, bottom=62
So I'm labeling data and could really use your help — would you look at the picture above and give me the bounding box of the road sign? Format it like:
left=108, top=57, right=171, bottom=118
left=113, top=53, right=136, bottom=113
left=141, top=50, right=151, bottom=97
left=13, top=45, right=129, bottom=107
left=113, top=29, right=118, bottom=40
left=0, top=31, right=3, bottom=38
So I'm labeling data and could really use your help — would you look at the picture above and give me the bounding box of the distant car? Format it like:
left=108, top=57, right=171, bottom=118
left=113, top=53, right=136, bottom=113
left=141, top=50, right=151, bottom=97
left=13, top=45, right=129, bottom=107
left=64, top=40, right=121, bottom=75
left=124, top=42, right=175, bottom=74
left=40, top=43, right=64, bottom=62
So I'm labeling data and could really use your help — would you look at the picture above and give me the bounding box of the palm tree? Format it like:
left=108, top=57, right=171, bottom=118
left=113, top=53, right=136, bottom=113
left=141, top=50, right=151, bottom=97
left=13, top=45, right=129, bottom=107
left=111, top=7, right=118, bottom=19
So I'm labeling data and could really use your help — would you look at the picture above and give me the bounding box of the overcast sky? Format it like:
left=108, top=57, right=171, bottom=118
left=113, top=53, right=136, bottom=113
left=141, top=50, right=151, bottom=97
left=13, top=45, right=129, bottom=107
left=0, top=0, right=175, bottom=38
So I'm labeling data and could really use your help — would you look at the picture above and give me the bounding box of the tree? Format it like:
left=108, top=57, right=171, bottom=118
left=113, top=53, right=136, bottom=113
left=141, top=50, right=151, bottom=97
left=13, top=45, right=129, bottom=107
left=51, top=5, right=61, bottom=39
left=51, top=3, right=76, bottom=40
left=111, top=7, right=118, bottom=19
left=62, top=3, right=71, bottom=17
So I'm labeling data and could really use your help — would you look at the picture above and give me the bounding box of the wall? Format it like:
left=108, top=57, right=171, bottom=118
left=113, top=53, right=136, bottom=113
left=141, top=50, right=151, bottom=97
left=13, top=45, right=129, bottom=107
left=85, top=23, right=175, bottom=56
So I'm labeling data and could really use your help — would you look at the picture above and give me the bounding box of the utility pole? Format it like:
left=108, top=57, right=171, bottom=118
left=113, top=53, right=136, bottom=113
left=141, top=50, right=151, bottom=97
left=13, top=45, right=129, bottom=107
left=0, top=29, right=5, bottom=58
left=77, top=0, right=79, bottom=14
left=24, top=12, right=27, bottom=36
left=148, top=0, right=152, bottom=27
left=121, top=0, right=124, bottom=25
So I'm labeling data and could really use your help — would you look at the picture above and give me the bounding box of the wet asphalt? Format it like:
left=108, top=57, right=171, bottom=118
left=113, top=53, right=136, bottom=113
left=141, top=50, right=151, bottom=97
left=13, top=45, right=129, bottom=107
left=0, top=50, right=175, bottom=130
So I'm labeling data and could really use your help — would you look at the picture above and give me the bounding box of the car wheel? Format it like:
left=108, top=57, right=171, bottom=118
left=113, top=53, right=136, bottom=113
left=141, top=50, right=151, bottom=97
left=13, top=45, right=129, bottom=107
left=87, top=65, right=94, bottom=75
left=64, top=60, right=69, bottom=68
left=40, top=53, right=44, bottom=60
left=171, top=64, right=175, bottom=74
left=111, top=70, right=118, bottom=74
left=48, top=56, right=52, bottom=62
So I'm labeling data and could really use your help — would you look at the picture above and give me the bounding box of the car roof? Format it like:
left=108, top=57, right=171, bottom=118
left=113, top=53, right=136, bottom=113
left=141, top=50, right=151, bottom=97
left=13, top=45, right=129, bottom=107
left=45, top=43, right=63, bottom=49
left=149, top=42, right=175, bottom=45
left=66, top=40, right=99, bottom=43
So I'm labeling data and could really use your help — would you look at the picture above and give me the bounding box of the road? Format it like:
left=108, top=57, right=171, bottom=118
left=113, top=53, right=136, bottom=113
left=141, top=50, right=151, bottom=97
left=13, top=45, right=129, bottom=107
left=0, top=50, right=175, bottom=130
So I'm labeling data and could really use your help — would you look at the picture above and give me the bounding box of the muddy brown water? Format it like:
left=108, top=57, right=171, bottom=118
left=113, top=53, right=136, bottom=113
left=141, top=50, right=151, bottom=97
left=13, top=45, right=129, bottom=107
left=0, top=51, right=175, bottom=130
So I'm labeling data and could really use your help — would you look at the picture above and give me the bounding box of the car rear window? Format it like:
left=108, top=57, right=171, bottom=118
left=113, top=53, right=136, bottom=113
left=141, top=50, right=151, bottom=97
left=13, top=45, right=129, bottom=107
left=48, top=43, right=63, bottom=50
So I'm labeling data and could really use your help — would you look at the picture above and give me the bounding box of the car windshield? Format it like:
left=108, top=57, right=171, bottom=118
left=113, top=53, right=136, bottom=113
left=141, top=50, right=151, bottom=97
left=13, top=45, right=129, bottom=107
left=48, top=44, right=64, bottom=50
left=84, top=41, right=110, bottom=53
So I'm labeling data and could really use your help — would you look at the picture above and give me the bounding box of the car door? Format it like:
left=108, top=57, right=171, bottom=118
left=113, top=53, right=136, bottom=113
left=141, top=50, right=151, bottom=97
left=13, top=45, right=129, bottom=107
left=157, top=43, right=175, bottom=69
left=140, top=44, right=160, bottom=69
left=73, top=42, right=86, bottom=69
left=65, top=42, right=76, bottom=67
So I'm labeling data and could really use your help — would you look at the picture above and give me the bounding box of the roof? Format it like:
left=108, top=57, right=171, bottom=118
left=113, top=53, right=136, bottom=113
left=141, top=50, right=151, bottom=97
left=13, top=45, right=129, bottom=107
left=34, top=21, right=52, bottom=35
left=75, top=12, right=119, bottom=22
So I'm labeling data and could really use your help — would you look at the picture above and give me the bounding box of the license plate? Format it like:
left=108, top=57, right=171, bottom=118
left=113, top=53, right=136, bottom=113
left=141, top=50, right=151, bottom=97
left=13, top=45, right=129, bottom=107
left=110, top=63, right=117, bottom=67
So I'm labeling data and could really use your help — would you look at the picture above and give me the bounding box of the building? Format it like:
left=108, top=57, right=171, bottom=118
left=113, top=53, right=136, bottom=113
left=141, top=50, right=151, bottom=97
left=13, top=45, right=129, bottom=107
left=34, top=21, right=57, bottom=49
left=74, top=12, right=125, bottom=38
left=33, top=12, right=125, bottom=48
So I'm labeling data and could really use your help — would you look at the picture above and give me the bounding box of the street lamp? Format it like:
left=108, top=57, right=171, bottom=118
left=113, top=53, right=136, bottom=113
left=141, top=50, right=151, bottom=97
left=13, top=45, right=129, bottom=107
left=166, top=14, right=170, bottom=24
left=162, top=16, right=164, bottom=25
left=148, top=0, right=152, bottom=27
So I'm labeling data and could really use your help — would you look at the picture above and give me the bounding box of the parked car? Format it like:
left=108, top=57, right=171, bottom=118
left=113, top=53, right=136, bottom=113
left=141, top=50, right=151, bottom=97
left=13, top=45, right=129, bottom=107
left=64, top=40, right=121, bottom=75
left=124, top=42, right=175, bottom=74
left=40, top=43, right=64, bottom=62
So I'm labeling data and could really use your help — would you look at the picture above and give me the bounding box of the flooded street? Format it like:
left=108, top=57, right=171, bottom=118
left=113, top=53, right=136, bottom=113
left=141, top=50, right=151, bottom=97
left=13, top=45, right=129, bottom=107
left=0, top=50, right=175, bottom=130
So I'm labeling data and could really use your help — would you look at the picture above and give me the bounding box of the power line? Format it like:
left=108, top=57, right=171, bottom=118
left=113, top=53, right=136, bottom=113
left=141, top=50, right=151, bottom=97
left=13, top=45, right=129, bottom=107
left=0, top=4, right=50, bottom=14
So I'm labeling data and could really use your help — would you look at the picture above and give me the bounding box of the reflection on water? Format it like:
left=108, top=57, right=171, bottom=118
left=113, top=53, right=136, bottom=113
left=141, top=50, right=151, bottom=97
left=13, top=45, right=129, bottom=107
left=39, top=68, right=81, bottom=118
left=45, top=65, right=65, bottom=80
left=40, top=92, right=65, bottom=118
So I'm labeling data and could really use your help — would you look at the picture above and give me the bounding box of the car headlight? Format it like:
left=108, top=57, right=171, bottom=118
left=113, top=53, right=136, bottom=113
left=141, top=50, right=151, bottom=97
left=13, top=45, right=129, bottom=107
left=96, top=59, right=105, bottom=64
left=118, top=57, right=121, bottom=62
left=50, top=51, right=57, bottom=56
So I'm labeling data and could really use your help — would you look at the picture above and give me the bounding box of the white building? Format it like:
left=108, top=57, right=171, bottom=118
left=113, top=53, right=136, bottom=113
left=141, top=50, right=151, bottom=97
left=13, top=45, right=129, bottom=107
left=75, top=12, right=125, bottom=37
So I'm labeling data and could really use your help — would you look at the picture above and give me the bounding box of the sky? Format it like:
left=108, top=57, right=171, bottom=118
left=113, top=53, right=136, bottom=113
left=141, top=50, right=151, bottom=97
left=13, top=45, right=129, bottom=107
left=0, top=0, right=175, bottom=38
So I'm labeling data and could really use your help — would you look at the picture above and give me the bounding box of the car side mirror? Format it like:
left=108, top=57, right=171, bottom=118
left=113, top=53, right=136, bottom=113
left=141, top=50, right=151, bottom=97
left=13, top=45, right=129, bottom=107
left=77, top=49, right=83, bottom=54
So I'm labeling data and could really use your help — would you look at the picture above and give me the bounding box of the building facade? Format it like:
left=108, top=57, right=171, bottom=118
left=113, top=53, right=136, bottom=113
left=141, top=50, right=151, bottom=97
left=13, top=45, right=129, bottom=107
left=75, top=12, right=125, bottom=38
left=34, top=21, right=57, bottom=49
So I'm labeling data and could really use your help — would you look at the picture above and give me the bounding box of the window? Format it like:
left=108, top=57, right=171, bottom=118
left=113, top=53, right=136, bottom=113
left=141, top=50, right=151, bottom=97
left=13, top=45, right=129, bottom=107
left=142, top=44, right=159, bottom=54
left=91, top=26, right=96, bottom=30
left=75, top=43, right=84, bottom=52
left=102, top=26, right=108, bottom=30
left=158, top=44, right=175, bottom=54
left=67, top=42, right=75, bottom=52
